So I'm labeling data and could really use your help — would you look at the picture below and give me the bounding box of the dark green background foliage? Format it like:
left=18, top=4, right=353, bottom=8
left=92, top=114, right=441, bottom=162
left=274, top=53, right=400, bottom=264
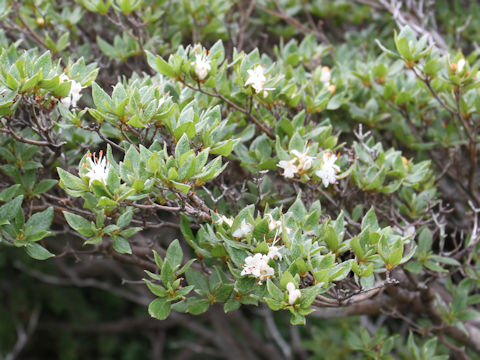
left=1, top=0, right=480, bottom=359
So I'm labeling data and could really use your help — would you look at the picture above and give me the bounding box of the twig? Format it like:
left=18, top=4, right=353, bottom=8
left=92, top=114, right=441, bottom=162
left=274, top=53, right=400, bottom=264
left=4, top=305, right=40, bottom=360
left=180, top=79, right=275, bottom=139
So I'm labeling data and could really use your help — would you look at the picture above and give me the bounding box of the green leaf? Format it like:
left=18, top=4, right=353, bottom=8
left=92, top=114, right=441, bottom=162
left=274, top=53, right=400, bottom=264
left=267, top=279, right=283, bottom=301
left=0, top=195, right=23, bottom=221
left=300, top=285, right=320, bottom=307
left=106, top=168, right=120, bottom=192
left=97, top=197, right=118, bottom=208
left=361, top=208, right=379, bottom=232
left=148, top=298, right=171, bottom=320
left=375, top=39, right=400, bottom=58
left=324, top=226, right=339, bottom=252
left=33, top=179, right=57, bottom=195
left=265, top=298, right=283, bottom=311
left=418, top=228, right=432, bottom=253
left=166, top=239, right=183, bottom=269
left=429, top=255, right=461, bottom=266
left=404, top=260, right=423, bottom=274
left=145, top=280, right=167, bottom=297
left=224, top=299, right=241, bottom=313
left=92, top=82, right=113, bottom=111
left=173, top=121, right=195, bottom=140
left=57, top=168, right=86, bottom=191
left=210, top=140, right=233, bottom=156
left=117, top=209, right=133, bottom=228
left=288, top=132, right=304, bottom=152
left=171, top=181, right=190, bottom=193
left=186, top=298, right=210, bottom=315
left=289, top=195, right=306, bottom=221
left=395, top=33, right=413, bottom=60
left=280, top=271, right=295, bottom=289
left=119, top=227, right=142, bottom=238
left=34, top=51, right=52, bottom=74
left=252, top=219, right=269, bottom=242
left=25, top=242, right=54, bottom=260
left=388, top=245, right=403, bottom=268
left=153, top=250, right=163, bottom=268
left=424, top=260, right=448, bottom=273
left=175, top=134, right=190, bottom=159
left=25, top=207, right=53, bottom=234
left=329, top=260, right=353, bottom=281
left=112, top=236, right=131, bottom=254
left=155, top=54, right=175, bottom=77
left=0, top=184, right=21, bottom=202
left=160, top=259, right=175, bottom=285
left=147, top=152, right=161, bottom=173
left=215, top=284, right=234, bottom=302
left=290, top=312, right=305, bottom=325
left=185, top=268, right=209, bottom=292
left=63, top=211, right=95, bottom=237
left=27, top=230, right=51, bottom=242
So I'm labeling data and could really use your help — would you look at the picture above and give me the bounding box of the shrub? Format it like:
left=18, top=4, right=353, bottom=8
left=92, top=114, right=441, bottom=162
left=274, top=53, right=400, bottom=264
left=1, top=1, right=479, bottom=359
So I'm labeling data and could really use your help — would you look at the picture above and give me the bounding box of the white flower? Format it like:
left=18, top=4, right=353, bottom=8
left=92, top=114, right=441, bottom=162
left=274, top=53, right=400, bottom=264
left=291, top=149, right=313, bottom=172
left=241, top=253, right=274, bottom=282
left=265, top=214, right=293, bottom=238
left=60, top=74, right=83, bottom=108
left=320, top=66, right=331, bottom=84
left=457, top=58, right=466, bottom=73
left=315, top=151, right=340, bottom=187
left=286, top=282, right=301, bottom=305
left=193, top=53, right=211, bottom=80
left=278, top=148, right=314, bottom=179
left=84, top=150, right=110, bottom=186
left=265, top=213, right=281, bottom=231
left=216, top=214, right=233, bottom=227
left=278, top=159, right=298, bottom=178
left=245, top=65, right=274, bottom=98
left=267, top=245, right=283, bottom=260
left=232, top=219, right=253, bottom=238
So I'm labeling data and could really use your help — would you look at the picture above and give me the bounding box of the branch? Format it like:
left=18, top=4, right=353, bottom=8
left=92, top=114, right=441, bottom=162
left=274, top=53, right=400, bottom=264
left=181, top=80, right=275, bottom=139
left=4, top=305, right=40, bottom=360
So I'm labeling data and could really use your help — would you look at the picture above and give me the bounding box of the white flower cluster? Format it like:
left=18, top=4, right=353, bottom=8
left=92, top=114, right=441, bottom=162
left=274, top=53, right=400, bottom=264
left=60, top=74, right=83, bottom=108
left=215, top=214, right=234, bottom=227
left=278, top=149, right=313, bottom=179
left=230, top=216, right=291, bottom=239
left=245, top=65, right=274, bottom=98
left=240, top=244, right=283, bottom=283
left=232, top=219, right=252, bottom=238
left=192, top=52, right=211, bottom=80
left=315, top=151, right=340, bottom=187
left=84, top=150, right=110, bottom=186
left=267, top=243, right=283, bottom=260
left=277, top=149, right=340, bottom=188
left=240, top=253, right=274, bottom=282
left=286, top=282, right=301, bottom=304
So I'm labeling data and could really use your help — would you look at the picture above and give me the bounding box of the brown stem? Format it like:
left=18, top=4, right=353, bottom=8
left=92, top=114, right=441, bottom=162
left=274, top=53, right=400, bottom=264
left=15, top=6, right=49, bottom=50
